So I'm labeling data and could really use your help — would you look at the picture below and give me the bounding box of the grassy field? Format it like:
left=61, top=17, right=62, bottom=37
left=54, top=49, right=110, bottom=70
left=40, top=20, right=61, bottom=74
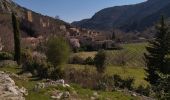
left=69, top=43, right=149, bottom=87
left=64, top=64, right=148, bottom=88
left=73, top=43, right=147, bottom=59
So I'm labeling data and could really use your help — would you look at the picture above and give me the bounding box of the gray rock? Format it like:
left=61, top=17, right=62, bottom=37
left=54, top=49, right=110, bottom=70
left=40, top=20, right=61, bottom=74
left=51, top=90, right=63, bottom=100
left=0, top=71, right=26, bottom=100
left=62, top=91, right=70, bottom=98
left=20, top=87, right=28, bottom=96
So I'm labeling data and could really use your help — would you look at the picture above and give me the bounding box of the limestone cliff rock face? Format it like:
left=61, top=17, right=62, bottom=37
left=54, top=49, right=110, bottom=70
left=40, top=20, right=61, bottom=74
left=0, top=71, right=25, bottom=100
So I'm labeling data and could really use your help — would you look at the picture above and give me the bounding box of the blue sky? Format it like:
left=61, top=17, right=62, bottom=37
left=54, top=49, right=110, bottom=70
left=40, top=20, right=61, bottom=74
left=14, top=0, right=146, bottom=23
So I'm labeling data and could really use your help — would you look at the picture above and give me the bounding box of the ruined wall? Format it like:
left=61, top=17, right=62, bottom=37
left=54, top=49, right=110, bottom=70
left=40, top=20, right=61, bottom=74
left=27, top=11, right=33, bottom=22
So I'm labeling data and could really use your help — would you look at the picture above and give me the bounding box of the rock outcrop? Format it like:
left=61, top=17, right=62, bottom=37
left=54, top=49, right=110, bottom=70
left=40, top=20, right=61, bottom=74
left=0, top=71, right=27, bottom=100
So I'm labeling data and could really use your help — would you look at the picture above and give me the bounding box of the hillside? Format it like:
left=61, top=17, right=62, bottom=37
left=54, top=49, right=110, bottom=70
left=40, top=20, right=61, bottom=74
left=0, top=0, right=70, bottom=50
left=0, top=0, right=110, bottom=51
left=72, top=0, right=170, bottom=32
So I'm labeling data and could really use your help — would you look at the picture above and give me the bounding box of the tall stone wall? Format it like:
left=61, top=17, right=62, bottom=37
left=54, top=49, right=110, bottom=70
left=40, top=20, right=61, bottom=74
left=27, top=11, right=33, bottom=22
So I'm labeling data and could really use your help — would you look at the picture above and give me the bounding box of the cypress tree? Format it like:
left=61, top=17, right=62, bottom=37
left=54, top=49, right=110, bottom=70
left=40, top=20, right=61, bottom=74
left=144, top=16, right=170, bottom=85
left=112, top=31, right=116, bottom=40
left=12, top=12, right=21, bottom=65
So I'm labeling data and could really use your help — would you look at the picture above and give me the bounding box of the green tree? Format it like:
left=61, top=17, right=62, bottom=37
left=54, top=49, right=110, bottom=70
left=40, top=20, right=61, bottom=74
left=144, top=16, right=170, bottom=85
left=46, top=36, right=70, bottom=68
left=12, top=12, right=21, bottom=65
left=94, top=50, right=107, bottom=73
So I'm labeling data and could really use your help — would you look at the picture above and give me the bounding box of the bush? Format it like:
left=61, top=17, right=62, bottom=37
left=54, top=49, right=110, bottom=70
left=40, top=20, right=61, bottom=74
left=94, top=50, right=107, bottom=73
left=50, top=67, right=64, bottom=80
left=122, top=77, right=134, bottom=90
left=64, top=67, right=99, bottom=89
left=96, top=76, right=115, bottom=91
left=85, top=57, right=94, bottom=65
left=135, top=85, right=151, bottom=96
left=113, top=74, right=134, bottom=90
left=0, top=52, right=13, bottom=60
left=22, top=49, right=65, bottom=79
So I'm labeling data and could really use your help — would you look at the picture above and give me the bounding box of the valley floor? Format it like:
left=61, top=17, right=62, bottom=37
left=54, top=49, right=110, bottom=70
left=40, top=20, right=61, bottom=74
left=0, top=43, right=151, bottom=100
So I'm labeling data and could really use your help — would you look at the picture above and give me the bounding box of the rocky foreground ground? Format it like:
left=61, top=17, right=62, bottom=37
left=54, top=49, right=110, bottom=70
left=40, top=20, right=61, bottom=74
left=0, top=71, right=27, bottom=100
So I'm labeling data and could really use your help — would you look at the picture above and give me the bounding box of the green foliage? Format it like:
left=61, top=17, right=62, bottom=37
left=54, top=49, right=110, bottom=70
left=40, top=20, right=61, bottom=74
left=135, top=85, right=151, bottom=96
left=85, top=57, right=94, bottom=65
left=144, top=16, right=170, bottom=85
left=0, top=52, right=13, bottom=60
left=153, top=74, right=170, bottom=99
left=113, top=75, right=134, bottom=90
left=12, top=12, right=21, bottom=65
left=94, top=50, right=107, bottom=73
left=46, top=36, right=70, bottom=67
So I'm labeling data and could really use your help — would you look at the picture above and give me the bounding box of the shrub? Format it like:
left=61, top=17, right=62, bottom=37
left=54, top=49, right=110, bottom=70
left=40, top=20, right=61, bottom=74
left=46, top=36, right=70, bottom=67
left=122, top=77, right=134, bottom=90
left=94, top=50, right=107, bottom=73
left=113, top=74, right=134, bottom=90
left=64, top=67, right=99, bottom=89
left=85, top=57, right=94, bottom=65
left=96, top=81, right=107, bottom=91
left=113, top=75, right=123, bottom=88
left=50, top=67, right=64, bottom=80
left=96, top=76, right=115, bottom=91
left=0, top=52, right=13, bottom=60
left=135, top=85, right=151, bottom=96
left=22, top=50, right=47, bottom=76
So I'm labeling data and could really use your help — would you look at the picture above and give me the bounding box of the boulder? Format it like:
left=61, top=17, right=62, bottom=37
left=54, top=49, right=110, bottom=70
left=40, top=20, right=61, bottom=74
left=51, top=90, right=63, bottom=99
left=20, top=87, right=28, bottom=96
left=0, top=71, right=26, bottom=100
left=62, top=91, right=70, bottom=98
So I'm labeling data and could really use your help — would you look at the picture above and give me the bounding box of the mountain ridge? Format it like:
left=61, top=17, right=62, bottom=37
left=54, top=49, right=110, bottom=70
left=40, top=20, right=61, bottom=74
left=72, top=0, right=170, bottom=32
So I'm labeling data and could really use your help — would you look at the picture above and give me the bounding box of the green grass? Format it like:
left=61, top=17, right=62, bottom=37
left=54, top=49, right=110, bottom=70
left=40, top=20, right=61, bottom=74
left=68, top=42, right=149, bottom=88
left=73, top=43, right=147, bottom=59
left=64, top=64, right=149, bottom=88
left=106, top=66, right=148, bottom=87
left=0, top=66, right=138, bottom=100
left=71, top=84, right=139, bottom=100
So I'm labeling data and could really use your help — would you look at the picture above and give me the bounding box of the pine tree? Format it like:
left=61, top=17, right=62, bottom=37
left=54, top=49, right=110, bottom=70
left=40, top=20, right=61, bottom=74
left=144, top=16, right=170, bottom=85
left=12, top=12, right=21, bottom=65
